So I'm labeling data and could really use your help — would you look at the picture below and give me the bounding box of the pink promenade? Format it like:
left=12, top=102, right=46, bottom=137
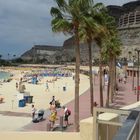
left=23, top=75, right=139, bottom=131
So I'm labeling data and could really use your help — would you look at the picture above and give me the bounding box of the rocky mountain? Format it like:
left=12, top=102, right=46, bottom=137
left=21, top=0, right=140, bottom=64
left=21, top=44, right=75, bottom=64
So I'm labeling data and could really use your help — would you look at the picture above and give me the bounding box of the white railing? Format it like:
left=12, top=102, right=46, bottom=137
left=113, top=110, right=140, bottom=140
left=93, top=107, right=140, bottom=140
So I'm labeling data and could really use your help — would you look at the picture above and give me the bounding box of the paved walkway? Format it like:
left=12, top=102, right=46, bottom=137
left=63, top=76, right=138, bottom=131
left=18, top=75, right=139, bottom=132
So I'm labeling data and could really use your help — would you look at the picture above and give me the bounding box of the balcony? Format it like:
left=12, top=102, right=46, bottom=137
left=118, top=11, right=140, bottom=30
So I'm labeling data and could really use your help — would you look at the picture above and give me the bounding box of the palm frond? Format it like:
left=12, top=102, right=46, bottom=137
left=54, top=0, right=67, bottom=11
left=51, top=18, right=73, bottom=34
left=50, top=7, right=63, bottom=18
left=93, top=3, right=105, bottom=10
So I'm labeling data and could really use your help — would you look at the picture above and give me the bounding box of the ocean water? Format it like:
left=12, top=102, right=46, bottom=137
left=0, top=71, right=11, bottom=80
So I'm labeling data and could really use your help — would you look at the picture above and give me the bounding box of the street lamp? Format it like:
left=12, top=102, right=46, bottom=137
left=132, top=56, right=135, bottom=90
left=135, top=49, right=140, bottom=101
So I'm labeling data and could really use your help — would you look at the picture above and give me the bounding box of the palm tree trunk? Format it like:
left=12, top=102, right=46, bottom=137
left=99, top=48, right=103, bottom=107
left=74, top=28, right=80, bottom=132
left=109, top=55, right=115, bottom=103
left=114, top=57, right=117, bottom=95
left=87, top=40, right=94, bottom=116
left=106, top=72, right=110, bottom=107
left=111, top=56, right=116, bottom=102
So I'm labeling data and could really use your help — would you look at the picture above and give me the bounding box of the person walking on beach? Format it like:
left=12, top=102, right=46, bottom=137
left=49, top=96, right=56, bottom=109
left=62, top=106, right=71, bottom=127
left=31, top=104, right=36, bottom=119
left=45, top=81, right=49, bottom=92
left=49, top=108, right=57, bottom=130
left=16, top=82, right=18, bottom=90
left=123, top=77, right=126, bottom=84
left=50, top=96, right=55, bottom=104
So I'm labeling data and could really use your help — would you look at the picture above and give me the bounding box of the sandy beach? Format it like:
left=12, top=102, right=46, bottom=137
left=0, top=67, right=90, bottom=131
left=0, top=72, right=90, bottom=113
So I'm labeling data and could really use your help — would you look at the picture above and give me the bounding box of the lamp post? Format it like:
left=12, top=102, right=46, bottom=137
left=123, top=57, right=128, bottom=80
left=135, top=49, right=140, bottom=101
left=132, top=56, right=135, bottom=90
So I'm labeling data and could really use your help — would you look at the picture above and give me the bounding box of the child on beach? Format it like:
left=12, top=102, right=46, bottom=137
left=49, top=96, right=56, bottom=109
left=31, top=104, right=36, bottom=119
left=45, top=81, right=49, bottom=92
left=51, top=96, right=55, bottom=102
left=16, top=82, right=18, bottom=90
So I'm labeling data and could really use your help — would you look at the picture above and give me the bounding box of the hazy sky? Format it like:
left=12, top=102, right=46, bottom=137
left=0, top=0, right=133, bottom=58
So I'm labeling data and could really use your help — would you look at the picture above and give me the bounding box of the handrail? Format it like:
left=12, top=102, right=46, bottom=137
left=93, top=107, right=130, bottom=140
left=113, top=110, right=140, bottom=140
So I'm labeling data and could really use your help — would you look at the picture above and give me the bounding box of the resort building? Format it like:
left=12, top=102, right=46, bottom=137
left=108, top=0, right=140, bottom=60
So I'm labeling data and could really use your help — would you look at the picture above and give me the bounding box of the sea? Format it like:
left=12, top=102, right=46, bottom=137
left=0, top=71, right=11, bottom=80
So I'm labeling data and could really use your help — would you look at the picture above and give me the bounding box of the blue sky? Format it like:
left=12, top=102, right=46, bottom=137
left=0, top=0, right=132, bottom=59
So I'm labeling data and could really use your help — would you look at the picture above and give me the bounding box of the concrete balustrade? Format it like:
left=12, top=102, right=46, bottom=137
left=80, top=112, right=120, bottom=140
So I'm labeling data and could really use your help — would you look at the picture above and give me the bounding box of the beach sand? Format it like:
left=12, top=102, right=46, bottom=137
left=0, top=68, right=90, bottom=131
left=0, top=114, right=31, bottom=131
left=0, top=74, right=89, bottom=113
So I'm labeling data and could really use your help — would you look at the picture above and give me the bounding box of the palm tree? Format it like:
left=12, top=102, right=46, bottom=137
left=93, top=9, right=119, bottom=106
left=103, top=35, right=121, bottom=105
left=79, top=2, right=105, bottom=114
left=92, top=14, right=108, bottom=107
left=50, top=0, right=90, bottom=131
left=94, top=36, right=104, bottom=106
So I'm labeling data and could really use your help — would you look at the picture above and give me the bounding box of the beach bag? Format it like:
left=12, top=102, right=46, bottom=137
left=66, top=109, right=71, bottom=116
